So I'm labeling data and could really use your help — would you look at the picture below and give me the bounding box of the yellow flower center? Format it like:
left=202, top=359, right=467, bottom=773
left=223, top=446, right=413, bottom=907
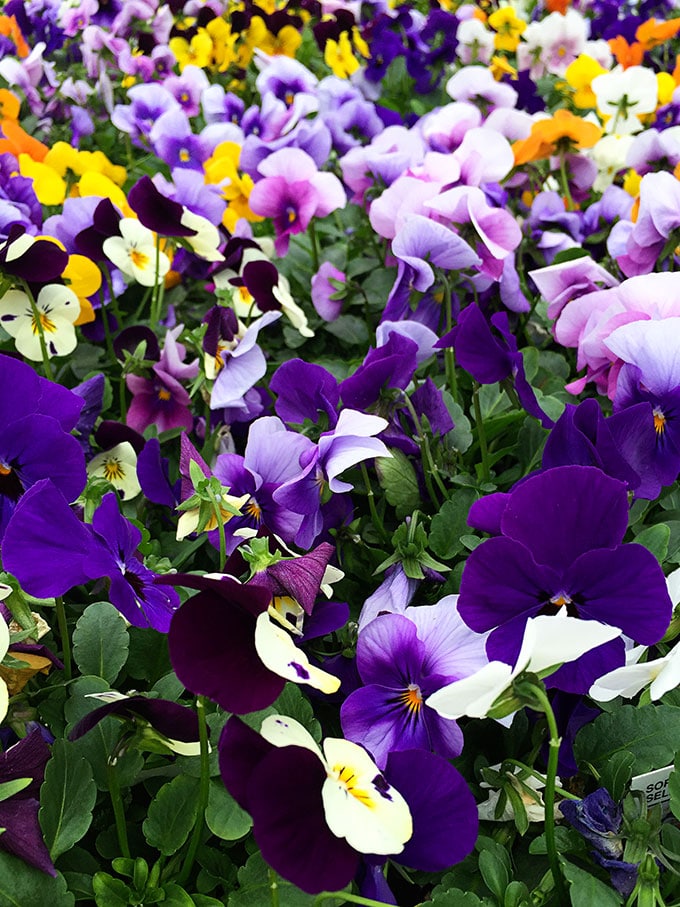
left=331, top=765, right=375, bottom=808
left=0, top=464, right=11, bottom=476
left=157, top=387, right=172, bottom=401
left=103, top=459, right=125, bottom=482
left=31, top=311, right=57, bottom=334
left=399, top=684, right=423, bottom=715
left=654, top=407, right=666, bottom=435
left=130, top=248, right=149, bottom=269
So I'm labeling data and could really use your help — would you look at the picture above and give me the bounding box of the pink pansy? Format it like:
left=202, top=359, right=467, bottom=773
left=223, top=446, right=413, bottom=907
left=425, top=186, right=522, bottom=281
left=617, top=172, right=680, bottom=277
left=553, top=273, right=680, bottom=397
left=249, top=148, right=346, bottom=256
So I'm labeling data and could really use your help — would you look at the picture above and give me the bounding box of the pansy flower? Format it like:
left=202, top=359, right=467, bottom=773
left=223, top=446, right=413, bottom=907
left=457, top=465, right=672, bottom=693
left=0, top=283, right=80, bottom=360
left=102, top=218, right=170, bottom=288
left=3, top=481, right=180, bottom=632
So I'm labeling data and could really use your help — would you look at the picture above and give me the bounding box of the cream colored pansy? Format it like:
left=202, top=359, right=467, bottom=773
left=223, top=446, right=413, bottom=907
left=180, top=208, right=224, bottom=262
left=254, top=611, right=341, bottom=695
left=176, top=489, right=249, bottom=540
left=589, top=133, right=635, bottom=192
left=260, top=715, right=413, bottom=856
left=0, top=284, right=79, bottom=360
left=103, top=219, right=170, bottom=287
left=87, top=441, right=141, bottom=500
left=592, top=64, right=658, bottom=134
left=0, top=614, right=9, bottom=723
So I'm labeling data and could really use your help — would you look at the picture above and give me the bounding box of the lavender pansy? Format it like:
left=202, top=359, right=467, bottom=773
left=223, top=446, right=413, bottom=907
left=341, top=597, right=487, bottom=768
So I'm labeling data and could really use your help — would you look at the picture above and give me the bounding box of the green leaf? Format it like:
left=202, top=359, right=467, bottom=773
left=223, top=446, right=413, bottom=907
left=72, top=601, right=129, bottom=684
left=143, top=774, right=200, bottom=856
left=561, top=858, right=623, bottom=906
left=428, top=888, right=495, bottom=906
left=375, top=449, right=421, bottom=519
left=668, top=753, right=680, bottom=822
left=39, top=738, right=96, bottom=860
left=161, top=883, right=196, bottom=907
left=324, top=314, right=368, bottom=347
left=478, top=847, right=509, bottom=900
left=445, top=398, right=473, bottom=454
left=0, top=777, right=31, bottom=801
left=633, top=524, right=670, bottom=563
left=243, top=684, right=322, bottom=744
left=205, top=781, right=252, bottom=841
left=599, top=750, right=635, bottom=803
left=429, top=489, right=479, bottom=559
left=192, top=897, right=225, bottom=907
left=227, top=853, right=338, bottom=907
left=574, top=705, right=680, bottom=774
left=0, top=852, right=74, bottom=907
left=92, top=873, right=131, bottom=907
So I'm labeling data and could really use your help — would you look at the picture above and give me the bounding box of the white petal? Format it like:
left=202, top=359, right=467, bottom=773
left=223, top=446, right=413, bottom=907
left=87, top=441, right=141, bottom=500
left=260, top=714, right=323, bottom=758
left=590, top=661, right=661, bottom=701
left=426, top=661, right=515, bottom=719
left=321, top=737, right=412, bottom=855
left=0, top=678, right=7, bottom=724
left=254, top=613, right=340, bottom=694
left=526, top=615, right=622, bottom=675
left=0, top=615, right=9, bottom=661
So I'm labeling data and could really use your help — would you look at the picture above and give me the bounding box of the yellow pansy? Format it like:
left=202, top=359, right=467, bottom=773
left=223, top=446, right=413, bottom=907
left=487, top=7, right=526, bottom=53
left=657, top=72, right=677, bottom=107
left=623, top=169, right=642, bottom=197
left=565, top=54, right=608, bottom=109
left=43, top=141, right=80, bottom=176
left=63, top=253, right=101, bottom=325
left=206, top=16, right=238, bottom=71
left=170, top=29, right=214, bottom=70
left=490, top=54, right=517, bottom=81
left=325, top=32, right=360, bottom=78
left=18, top=154, right=66, bottom=205
left=204, top=141, right=263, bottom=231
left=352, top=26, right=370, bottom=60
left=77, top=171, right=133, bottom=217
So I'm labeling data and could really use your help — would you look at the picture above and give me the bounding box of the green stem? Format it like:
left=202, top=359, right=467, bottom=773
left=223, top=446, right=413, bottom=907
left=149, top=237, right=165, bottom=329
left=360, top=462, right=388, bottom=543
left=178, top=696, right=210, bottom=886
left=441, top=277, right=458, bottom=404
left=313, top=893, right=398, bottom=907
left=400, top=393, right=443, bottom=508
left=312, top=891, right=398, bottom=907
left=20, top=280, right=53, bottom=381
left=268, top=868, right=280, bottom=907
left=472, top=384, right=491, bottom=483
left=102, top=263, right=123, bottom=327
left=308, top=219, right=320, bottom=273
left=99, top=287, right=117, bottom=363
left=529, top=687, right=569, bottom=907
left=54, top=596, right=71, bottom=682
left=559, top=154, right=574, bottom=212
left=107, top=757, right=131, bottom=859
left=206, top=485, right=227, bottom=569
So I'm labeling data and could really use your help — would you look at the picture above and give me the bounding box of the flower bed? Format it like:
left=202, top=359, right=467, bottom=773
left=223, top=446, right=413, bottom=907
left=1, top=1, right=680, bottom=905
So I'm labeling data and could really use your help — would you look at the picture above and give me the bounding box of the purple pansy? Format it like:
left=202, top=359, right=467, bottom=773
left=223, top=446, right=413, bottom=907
left=458, top=465, right=672, bottom=694
left=3, top=481, right=180, bottom=632
left=341, top=597, right=487, bottom=768
left=0, top=730, right=55, bottom=876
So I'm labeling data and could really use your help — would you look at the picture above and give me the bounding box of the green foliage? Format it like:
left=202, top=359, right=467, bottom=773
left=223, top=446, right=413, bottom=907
left=0, top=852, right=74, bottom=907
left=39, top=738, right=97, bottom=860
left=72, top=602, right=129, bottom=684
left=143, top=774, right=201, bottom=856
left=574, top=705, right=680, bottom=774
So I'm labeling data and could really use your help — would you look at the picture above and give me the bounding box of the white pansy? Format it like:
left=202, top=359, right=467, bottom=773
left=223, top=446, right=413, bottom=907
left=180, top=209, right=224, bottom=262
left=427, top=614, right=623, bottom=720
left=103, top=219, right=170, bottom=287
left=592, top=65, right=658, bottom=134
left=589, top=133, right=635, bottom=192
left=87, top=441, right=141, bottom=501
left=0, top=284, right=79, bottom=360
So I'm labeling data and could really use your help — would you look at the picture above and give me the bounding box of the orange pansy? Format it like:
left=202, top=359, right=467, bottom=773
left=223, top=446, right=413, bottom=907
left=0, top=15, right=28, bottom=58
left=0, top=119, right=49, bottom=162
left=512, top=109, right=602, bottom=166
left=636, top=17, right=680, bottom=51
left=608, top=35, right=645, bottom=69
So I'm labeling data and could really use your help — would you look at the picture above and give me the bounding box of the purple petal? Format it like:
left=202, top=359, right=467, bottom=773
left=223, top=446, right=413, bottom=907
left=168, top=591, right=285, bottom=713
left=499, top=466, right=629, bottom=571
left=385, top=749, right=478, bottom=872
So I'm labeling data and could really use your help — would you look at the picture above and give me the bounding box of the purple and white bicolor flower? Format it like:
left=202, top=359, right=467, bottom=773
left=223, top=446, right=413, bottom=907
left=427, top=612, right=623, bottom=720
left=457, top=465, right=672, bottom=694
left=218, top=713, right=478, bottom=894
